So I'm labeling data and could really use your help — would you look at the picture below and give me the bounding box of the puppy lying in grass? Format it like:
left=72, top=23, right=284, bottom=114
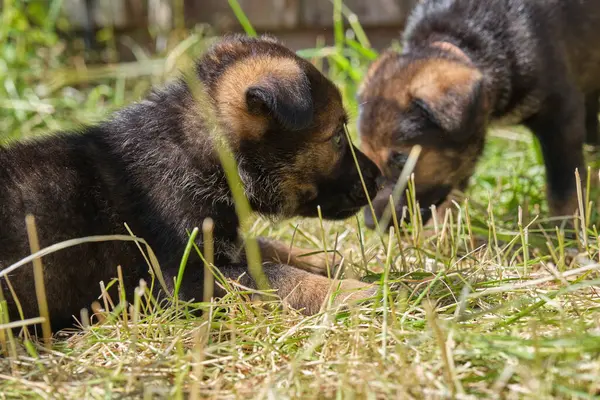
left=0, top=35, right=381, bottom=332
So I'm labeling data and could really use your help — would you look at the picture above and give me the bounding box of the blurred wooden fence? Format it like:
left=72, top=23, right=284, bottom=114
left=63, top=0, right=419, bottom=50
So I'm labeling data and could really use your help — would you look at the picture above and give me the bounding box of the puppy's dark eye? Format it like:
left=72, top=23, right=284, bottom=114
left=389, top=151, right=408, bottom=170
left=332, top=128, right=344, bottom=148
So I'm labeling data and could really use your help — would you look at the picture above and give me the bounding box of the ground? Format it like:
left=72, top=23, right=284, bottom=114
left=1, top=3, right=600, bottom=399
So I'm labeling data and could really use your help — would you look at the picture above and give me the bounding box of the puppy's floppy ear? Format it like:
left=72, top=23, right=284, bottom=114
left=245, top=72, right=314, bottom=131
left=410, top=61, right=484, bottom=142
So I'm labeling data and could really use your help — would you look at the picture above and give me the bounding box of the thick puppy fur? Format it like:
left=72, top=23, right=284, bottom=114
left=358, top=0, right=600, bottom=229
left=0, top=35, right=381, bottom=331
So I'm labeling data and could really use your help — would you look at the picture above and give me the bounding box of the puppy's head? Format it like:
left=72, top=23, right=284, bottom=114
left=357, top=50, right=488, bottom=229
left=195, top=35, right=381, bottom=220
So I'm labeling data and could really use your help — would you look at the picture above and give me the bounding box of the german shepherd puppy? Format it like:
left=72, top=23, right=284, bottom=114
left=358, top=0, right=600, bottom=229
left=0, top=35, right=381, bottom=331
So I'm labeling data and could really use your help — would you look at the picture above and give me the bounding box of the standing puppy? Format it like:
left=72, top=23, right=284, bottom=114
left=358, top=0, right=600, bottom=229
left=0, top=35, right=381, bottom=331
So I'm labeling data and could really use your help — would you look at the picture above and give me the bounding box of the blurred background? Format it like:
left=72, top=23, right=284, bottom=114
left=64, top=0, right=418, bottom=57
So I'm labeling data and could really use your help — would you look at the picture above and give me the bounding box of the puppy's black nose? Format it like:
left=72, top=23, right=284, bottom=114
left=350, top=145, right=383, bottom=202
left=350, top=182, right=368, bottom=202
left=360, top=167, right=382, bottom=198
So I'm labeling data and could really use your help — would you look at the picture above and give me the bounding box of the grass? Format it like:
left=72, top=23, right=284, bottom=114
left=2, top=2, right=600, bottom=399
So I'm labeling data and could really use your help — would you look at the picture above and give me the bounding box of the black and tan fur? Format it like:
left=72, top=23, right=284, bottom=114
left=0, top=35, right=382, bottom=331
left=358, top=0, right=600, bottom=229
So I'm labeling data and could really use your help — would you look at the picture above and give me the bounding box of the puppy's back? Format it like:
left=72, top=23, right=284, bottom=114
left=0, top=132, right=146, bottom=329
left=0, top=132, right=112, bottom=234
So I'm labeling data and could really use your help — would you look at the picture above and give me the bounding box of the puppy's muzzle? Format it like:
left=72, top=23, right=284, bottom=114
left=349, top=156, right=382, bottom=204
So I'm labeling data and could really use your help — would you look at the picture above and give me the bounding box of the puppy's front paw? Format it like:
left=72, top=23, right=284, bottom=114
left=295, top=251, right=341, bottom=276
left=329, top=279, right=378, bottom=310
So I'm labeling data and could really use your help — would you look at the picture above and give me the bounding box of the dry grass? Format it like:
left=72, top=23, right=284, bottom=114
left=3, top=197, right=600, bottom=399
